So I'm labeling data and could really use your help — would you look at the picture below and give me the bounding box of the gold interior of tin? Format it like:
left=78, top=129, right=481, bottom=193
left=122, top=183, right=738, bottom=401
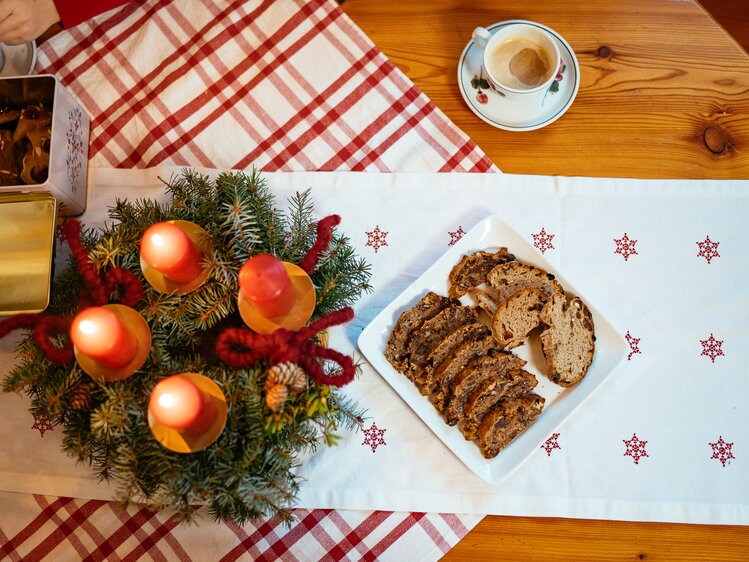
left=0, top=191, right=56, bottom=315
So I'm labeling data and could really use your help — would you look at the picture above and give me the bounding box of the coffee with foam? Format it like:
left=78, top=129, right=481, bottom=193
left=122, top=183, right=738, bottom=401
left=487, top=38, right=553, bottom=90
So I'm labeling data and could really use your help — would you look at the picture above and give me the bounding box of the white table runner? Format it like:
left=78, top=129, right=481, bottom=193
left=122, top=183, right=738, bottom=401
left=1, top=168, right=746, bottom=525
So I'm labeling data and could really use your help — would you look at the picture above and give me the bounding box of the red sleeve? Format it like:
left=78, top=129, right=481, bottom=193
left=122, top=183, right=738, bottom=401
left=53, top=0, right=132, bottom=28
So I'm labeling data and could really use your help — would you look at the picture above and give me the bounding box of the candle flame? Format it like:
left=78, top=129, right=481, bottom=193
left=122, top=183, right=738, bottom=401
left=78, top=320, right=98, bottom=335
left=159, top=393, right=176, bottom=409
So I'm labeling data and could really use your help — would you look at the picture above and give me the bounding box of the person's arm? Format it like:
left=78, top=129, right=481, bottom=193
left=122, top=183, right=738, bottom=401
left=0, top=0, right=60, bottom=44
left=53, top=0, right=131, bottom=29
left=0, top=0, right=129, bottom=44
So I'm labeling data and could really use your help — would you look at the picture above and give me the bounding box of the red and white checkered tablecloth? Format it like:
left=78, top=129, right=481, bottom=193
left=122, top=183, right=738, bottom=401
left=0, top=0, right=491, bottom=559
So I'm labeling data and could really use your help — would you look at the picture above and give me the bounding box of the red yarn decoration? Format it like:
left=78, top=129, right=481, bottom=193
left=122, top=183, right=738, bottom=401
left=33, top=316, right=73, bottom=364
left=63, top=220, right=108, bottom=306
left=299, top=214, right=340, bottom=274
left=105, top=267, right=144, bottom=307
left=215, top=307, right=356, bottom=387
left=0, top=314, right=40, bottom=339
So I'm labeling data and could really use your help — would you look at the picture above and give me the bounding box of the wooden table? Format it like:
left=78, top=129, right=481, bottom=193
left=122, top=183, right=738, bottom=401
left=341, top=0, right=749, bottom=180
left=339, top=0, right=749, bottom=559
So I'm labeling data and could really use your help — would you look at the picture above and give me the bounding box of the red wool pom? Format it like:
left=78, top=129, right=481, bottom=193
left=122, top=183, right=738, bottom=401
left=33, top=316, right=73, bottom=364
left=299, top=214, right=340, bottom=274
left=63, top=220, right=108, bottom=306
left=105, top=267, right=144, bottom=307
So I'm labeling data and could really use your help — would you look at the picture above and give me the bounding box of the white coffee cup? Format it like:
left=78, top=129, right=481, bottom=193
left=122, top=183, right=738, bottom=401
left=472, top=23, right=560, bottom=109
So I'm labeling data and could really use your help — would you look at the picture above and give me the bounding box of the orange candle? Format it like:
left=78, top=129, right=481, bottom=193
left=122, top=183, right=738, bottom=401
left=70, top=307, right=139, bottom=369
left=140, top=222, right=203, bottom=284
left=149, top=375, right=216, bottom=434
left=238, top=254, right=295, bottom=318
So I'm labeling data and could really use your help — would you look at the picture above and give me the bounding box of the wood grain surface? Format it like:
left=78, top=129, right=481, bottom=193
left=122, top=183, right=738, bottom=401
left=341, top=0, right=749, bottom=179
left=340, top=0, right=749, bottom=559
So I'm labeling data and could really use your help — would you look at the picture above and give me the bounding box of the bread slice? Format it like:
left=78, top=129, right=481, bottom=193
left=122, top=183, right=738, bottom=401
left=477, top=393, right=545, bottom=459
left=414, top=322, right=489, bottom=390
left=448, top=248, right=515, bottom=299
left=445, top=352, right=527, bottom=426
left=425, top=334, right=501, bottom=404
left=486, top=262, right=563, bottom=304
left=406, top=306, right=478, bottom=377
left=539, top=293, right=595, bottom=387
left=459, top=369, right=538, bottom=441
left=491, top=287, right=549, bottom=349
left=385, top=292, right=455, bottom=371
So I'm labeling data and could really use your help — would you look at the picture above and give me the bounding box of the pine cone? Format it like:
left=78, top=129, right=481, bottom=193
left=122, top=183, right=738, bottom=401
left=265, top=383, right=289, bottom=413
left=266, top=362, right=307, bottom=394
left=70, top=382, right=95, bottom=410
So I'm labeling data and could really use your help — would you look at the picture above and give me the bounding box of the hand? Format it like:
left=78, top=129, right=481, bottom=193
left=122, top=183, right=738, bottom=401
left=0, top=0, right=60, bottom=44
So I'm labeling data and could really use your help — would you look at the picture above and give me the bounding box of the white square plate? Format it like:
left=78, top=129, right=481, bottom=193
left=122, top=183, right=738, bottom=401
left=357, top=216, right=628, bottom=484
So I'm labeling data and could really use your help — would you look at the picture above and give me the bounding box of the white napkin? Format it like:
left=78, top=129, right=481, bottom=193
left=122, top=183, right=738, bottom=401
left=1, top=167, right=746, bottom=525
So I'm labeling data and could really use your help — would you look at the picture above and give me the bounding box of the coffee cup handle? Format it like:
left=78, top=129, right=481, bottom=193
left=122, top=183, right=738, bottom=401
left=472, top=27, right=492, bottom=50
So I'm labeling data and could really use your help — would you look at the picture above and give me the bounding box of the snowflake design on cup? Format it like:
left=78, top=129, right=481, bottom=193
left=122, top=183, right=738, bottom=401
left=66, top=107, right=84, bottom=192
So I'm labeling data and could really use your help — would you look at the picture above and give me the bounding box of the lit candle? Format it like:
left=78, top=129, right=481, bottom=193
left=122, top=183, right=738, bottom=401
left=149, top=375, right=216, bottom=434
left=70, top=307, right=139, bottom=369
left=238, top=254, right=295, bottom=318
left=140, top=222, right=204, bottom=284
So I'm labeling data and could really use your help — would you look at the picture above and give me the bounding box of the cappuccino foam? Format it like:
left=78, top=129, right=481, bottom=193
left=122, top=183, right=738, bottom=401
left=487, top=38, right=553, bottom=90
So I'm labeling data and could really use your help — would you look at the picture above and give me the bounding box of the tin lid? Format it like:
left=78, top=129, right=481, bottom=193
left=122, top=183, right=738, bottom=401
left=0, top=191, right=56, bottom=315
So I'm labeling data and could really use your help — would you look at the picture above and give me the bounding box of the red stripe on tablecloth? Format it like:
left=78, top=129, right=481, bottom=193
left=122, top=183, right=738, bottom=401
left=232, top=45, right=382, bottom=170
left=78, top=503, right=168, bottom=561
left=89, top=0, right=264, bottom=158
left=267, top=510, right=336, bottom=560
left=261, top=54, right=395, bottom=171
left=118, top=0, right=335, bottom=167
left=320, top=86, right=435, bottom=171
left=39, top=0, right=177, bottom=77
left=324, top=13, right=488, bottom=172
left=118, top=509, right=186, bottom=562
left=220, top=516, right=284, bottom=561
left=414, top=512, right=452, bottom=554
left=326, top=511, right=394, bottom=562
left=0, top=496, right=76, bottom=559
left=365, top=512, right=431, bottom=561
left=439, top=512, right=471, bottom=539
left=0, top=524, right=18, bottom=562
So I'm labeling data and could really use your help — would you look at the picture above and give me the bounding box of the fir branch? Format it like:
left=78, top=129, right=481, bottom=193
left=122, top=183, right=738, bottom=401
left=1, top=169, right=372, bottom=525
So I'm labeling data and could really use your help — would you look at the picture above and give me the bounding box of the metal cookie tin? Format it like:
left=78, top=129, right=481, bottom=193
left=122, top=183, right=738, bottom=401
left=0, top=191, right=56, bottom=315
left=0, top=75, right=89, bottom=216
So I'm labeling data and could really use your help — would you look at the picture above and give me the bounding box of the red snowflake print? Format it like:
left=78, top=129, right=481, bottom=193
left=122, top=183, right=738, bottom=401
left=362, top=422, right=387, bottom=453
left=531, top=228, right=555, bottom=254
left=614, top=233, right=638, bottom=261
left=625, top=330, right=641, bottom=361
left=709, top=436, right=735, bottom=467
left=623, top=433, right=648, bottom=464
left=696, top=236, right=720, bottom=264
left=32, top=412, right=54, bottom=437
left=448, top=226, right=465, bottom=246
left=541, top=433, right=561, bottom=456
left=365, top=226, right=389, bottom=253
left=700, top=333, right=724, bottom=363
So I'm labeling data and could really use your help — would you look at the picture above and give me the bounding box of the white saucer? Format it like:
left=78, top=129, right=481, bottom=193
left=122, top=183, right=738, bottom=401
left=458, top=20, right=580, bottom=131
left=0, top=42, right=37, bottom=77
